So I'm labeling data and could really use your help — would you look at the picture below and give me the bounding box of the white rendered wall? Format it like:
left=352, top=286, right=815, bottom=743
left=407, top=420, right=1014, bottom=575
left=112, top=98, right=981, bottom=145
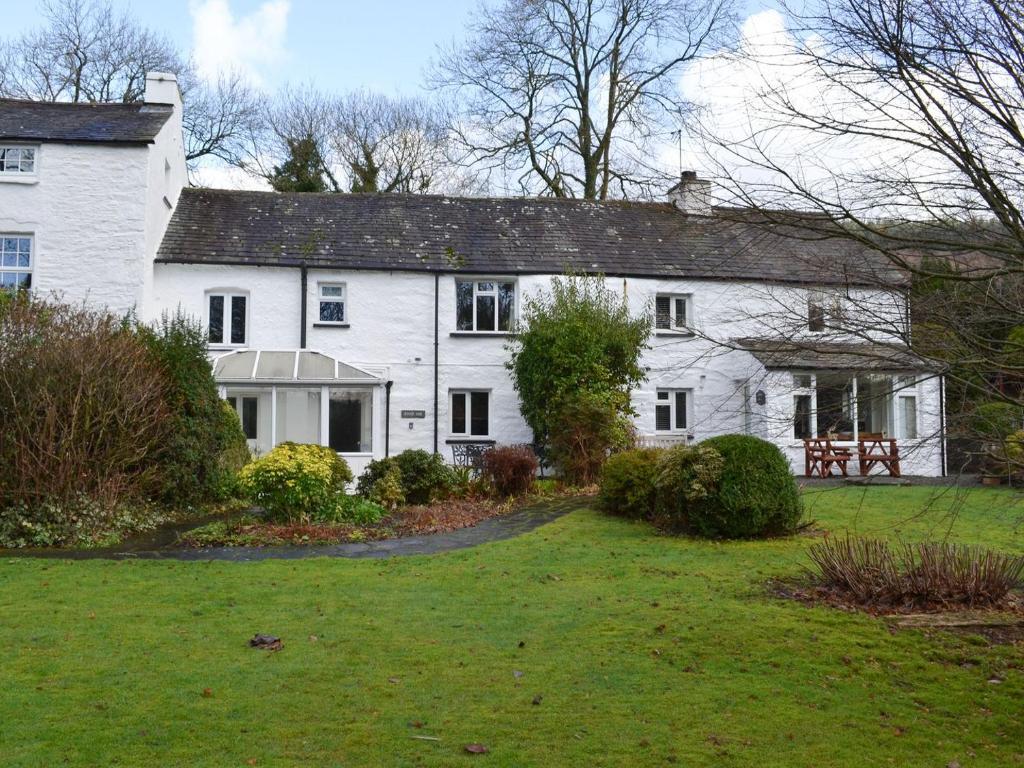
left=0, top=142, right=151, bottom=314
left=152, top=263, right=944, bottom=474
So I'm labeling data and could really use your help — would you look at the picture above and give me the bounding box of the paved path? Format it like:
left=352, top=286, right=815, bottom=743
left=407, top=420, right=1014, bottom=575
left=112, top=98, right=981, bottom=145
left=4, top=497, right=590, bottom=562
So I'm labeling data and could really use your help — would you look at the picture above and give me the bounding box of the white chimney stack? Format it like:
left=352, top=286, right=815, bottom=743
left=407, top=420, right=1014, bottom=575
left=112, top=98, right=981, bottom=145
left=144, top=71, right=182, bottom=107
left=667, top=171, right=713, bottom=216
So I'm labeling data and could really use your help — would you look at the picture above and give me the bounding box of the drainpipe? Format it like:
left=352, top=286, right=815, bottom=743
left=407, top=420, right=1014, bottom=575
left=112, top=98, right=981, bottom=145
left=433, top=272, right=440, bottom=455
left=385, top=380, right=394, bottom=458
left=299, top=263, right=308, bottom=349
left=939, top=374, right=947, bottom=477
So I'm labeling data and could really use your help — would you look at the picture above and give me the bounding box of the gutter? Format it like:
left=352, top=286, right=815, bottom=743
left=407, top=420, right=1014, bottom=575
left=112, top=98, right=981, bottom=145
left=939, top=374, right=947, bottom=477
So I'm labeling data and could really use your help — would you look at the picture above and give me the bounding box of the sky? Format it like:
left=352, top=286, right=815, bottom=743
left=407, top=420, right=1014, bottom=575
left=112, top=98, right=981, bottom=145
left=4, top=0, right=776, bottom=95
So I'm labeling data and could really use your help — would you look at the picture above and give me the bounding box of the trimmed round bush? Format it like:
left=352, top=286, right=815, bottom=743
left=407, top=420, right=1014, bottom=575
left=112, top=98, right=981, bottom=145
left=598, top=448, right=664, bottom=518
left=237, top=443, right=353, bottom=522
left=356, top=449, right=454, bottom=506
left=684, top=435, right=801, bottom=539
left=482, top=445, right=540, bottom=497
left=653, top=444, right=725, bottom=529
left=392, top=449, right=454, bottom=505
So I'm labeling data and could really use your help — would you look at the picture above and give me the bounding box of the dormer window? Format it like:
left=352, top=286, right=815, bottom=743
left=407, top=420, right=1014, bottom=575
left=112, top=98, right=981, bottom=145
left=808, top=290, right=844, bottom=332
left=0, top=146, right=36, bottom=175
left=207, top=291, right=248, bottom=347
left=655, top=294, right=690, bottom=332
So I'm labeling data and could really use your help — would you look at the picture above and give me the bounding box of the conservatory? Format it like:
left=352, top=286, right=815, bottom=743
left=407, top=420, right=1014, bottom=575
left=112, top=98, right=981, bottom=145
left=212, top=350, right=383, bottom=460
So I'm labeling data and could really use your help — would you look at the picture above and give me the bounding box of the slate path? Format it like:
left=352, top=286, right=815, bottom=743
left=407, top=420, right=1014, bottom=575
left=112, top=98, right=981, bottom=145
left=2, top=497, right=590, bottom=563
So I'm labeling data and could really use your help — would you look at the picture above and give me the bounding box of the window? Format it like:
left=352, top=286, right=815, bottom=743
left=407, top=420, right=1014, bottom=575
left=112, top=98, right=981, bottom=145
left=895, top=376, right=918, bottom=439
left=451, top=390, right=490, bottom=436
left=655, top=294, right=690, bottom=332
left=655, top=390, right=688, bottom=432
left=228, top=396, right=258, bottom=440
left=0, top=146, right=36, bottom=175
left=794, top=394, right=812, bottom=439
left=208, top=292, right=247, bottom=346
left=808, top=290, right=844, bottom=332
left=318, top=283, right=346, bottom=324
left=456, top=280, right=515, bottom=332
left=0, top=235, right=32, bottom=289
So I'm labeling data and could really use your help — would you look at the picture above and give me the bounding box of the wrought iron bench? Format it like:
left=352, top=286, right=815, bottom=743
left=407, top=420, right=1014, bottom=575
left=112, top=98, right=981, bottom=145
left=450, top=442, right=491, bottom=472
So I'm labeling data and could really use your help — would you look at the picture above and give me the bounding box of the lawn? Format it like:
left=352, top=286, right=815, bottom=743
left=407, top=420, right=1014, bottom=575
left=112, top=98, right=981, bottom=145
left=1, top=486, right=1022, bottom=767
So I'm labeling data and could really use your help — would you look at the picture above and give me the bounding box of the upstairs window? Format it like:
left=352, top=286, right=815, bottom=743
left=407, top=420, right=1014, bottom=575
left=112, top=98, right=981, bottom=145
left=208, top=292, right=247, bottom=346
left=456, top=280, right=515, bottom=332
left=451, top=390, right=490, bottom=436
left=655, top=389, right=689, bottom=432
left=0, top=235, right=32, bottom=289
left=318, top=283, right=346, bottom=324
left=655, top=294, right=690, bottom=332
left=0, top=146, right=36, bottom=175
left=808, top=290, right=844, bottom=332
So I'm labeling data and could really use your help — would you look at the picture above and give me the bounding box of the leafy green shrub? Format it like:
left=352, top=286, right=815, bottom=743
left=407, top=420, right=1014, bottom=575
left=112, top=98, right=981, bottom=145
left=356, top=457, right=404, bottom=506
left=681, top=435, right=801, bottom=539
left=237, top=443, right=353, bottom=522
left=333, top=495, right=388, bottom=525
left=393, top=449, right=455, bottom=504
left=598, top=448, right=664, bottom=518
left=972, top=401, right=1024, bottom=441
left=547, top=390, right=636, bottom=485
left=482, top=445, right=539, bottom=497
left=506, top=275, right=651, bottom=483
left=653, top=444, right=726, bottom=528
left=137, top=311, right=250, bottom=504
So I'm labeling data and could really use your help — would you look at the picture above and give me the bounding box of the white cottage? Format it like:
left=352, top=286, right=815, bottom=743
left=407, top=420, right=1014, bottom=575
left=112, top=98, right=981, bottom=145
left=0, top=73, right=946, bottom=477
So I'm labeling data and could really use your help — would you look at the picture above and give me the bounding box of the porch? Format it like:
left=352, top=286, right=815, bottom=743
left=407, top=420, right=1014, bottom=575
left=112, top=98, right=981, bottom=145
left=212, top=349, right=384, bottom=476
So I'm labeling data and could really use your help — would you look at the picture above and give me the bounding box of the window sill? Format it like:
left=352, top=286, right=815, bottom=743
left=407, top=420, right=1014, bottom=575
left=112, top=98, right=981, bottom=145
left=0, top=175, right=38, bottom=185
left=654, top=331, right=695, bottom=338
left=450, top=331, right=510, bottom=338
left=445, top=438, right=496, bottom=445
left=313, top=322, right=350, bottom=328
left=210, top=344, right=248, bottom=351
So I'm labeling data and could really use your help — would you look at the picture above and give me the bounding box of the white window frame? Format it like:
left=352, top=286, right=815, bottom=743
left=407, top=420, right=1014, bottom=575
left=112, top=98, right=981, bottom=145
left=206, top=290, right=249, bottom=348
left=894, top=375, right=919, bottom=440
left=654, top=389, right=690, bottom=433
left=808, top=290, right=844, bottom=333
left=0, top=145, right=38, bottom=180
left=0, top=234, right=33, bottom=290
left=317, top=282, right=347, bottom=325
left=455, top=279, right=516, bottom=333
left=654, top=293, right=691, bottom=333
left=449, top=389, right=491, bottom=437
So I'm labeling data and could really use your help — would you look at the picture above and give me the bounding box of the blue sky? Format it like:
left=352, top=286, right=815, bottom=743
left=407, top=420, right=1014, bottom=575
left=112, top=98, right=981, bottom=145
left=5, top=0, right=773, bottom=96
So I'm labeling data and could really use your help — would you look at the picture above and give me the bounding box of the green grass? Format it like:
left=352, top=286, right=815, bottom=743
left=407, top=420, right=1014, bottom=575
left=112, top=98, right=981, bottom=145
left=1, top=486, right=1022, bottom=767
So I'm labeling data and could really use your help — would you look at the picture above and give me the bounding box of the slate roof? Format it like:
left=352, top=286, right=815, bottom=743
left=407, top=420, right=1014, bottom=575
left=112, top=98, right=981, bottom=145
left=733, top=338, right=936, bottom=371
left=156, top=188, right=907, bottom=287
left=0, top=99, right=173, bottom=144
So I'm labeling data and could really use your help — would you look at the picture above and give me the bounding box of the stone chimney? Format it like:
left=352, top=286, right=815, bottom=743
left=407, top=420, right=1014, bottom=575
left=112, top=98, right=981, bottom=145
left=667, top=171, right=713, bottom=216
left=144, top=71, right=182, bottom=107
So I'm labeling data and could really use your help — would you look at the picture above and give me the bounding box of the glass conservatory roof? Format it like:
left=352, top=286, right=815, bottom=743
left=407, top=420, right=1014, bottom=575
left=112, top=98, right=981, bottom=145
left=212, top=350, right=382, bottom=383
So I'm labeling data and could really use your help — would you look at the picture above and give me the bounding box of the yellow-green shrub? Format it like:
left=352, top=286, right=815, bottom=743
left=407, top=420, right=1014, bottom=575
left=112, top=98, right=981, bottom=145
left=237, top=443, right=353, bottom=522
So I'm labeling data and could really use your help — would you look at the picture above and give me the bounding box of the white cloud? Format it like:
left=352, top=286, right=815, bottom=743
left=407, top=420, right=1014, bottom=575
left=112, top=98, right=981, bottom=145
left=191, top=163, right=271, bottom=191
left=673, top=9, right=941, bottom=210
left=190, top=0, right=290, bottom=85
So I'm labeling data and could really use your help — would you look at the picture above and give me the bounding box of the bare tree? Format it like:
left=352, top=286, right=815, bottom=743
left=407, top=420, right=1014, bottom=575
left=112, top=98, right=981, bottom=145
left=696, top=0, right=1024, bottom=474
left=432, top=0, right=734, bottom=199
left=333, top=91, right=474, bottom=194
left=238, top=84, right=342, bottom=191
left=0, top=0, right=260, bottom=172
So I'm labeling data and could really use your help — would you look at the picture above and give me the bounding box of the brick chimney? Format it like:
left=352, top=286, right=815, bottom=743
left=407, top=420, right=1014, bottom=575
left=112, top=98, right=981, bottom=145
left=667, top=171, right=713, bottom=216
left=144, top=71, right=182, bottom=107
